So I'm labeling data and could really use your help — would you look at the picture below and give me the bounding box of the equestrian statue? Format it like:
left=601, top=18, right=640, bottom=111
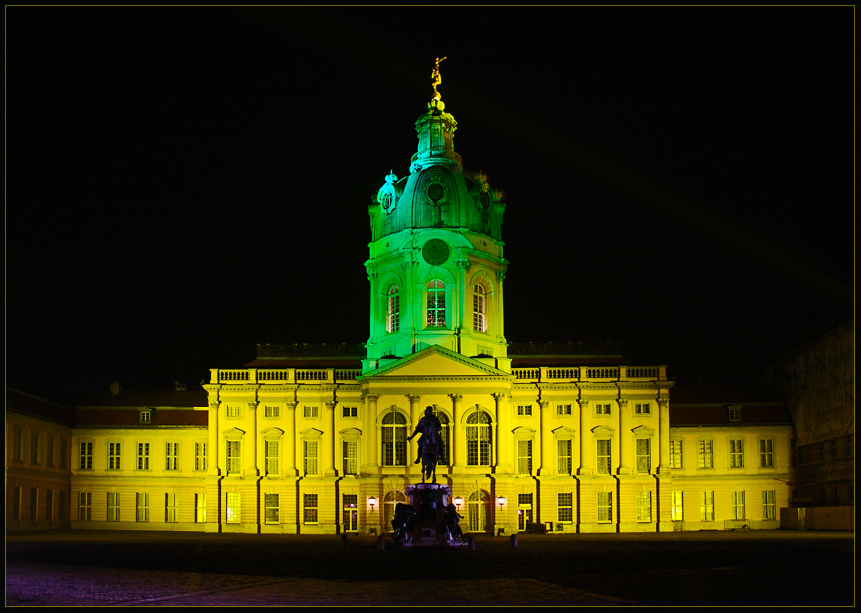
left=408, top=406, right=445, bottom=483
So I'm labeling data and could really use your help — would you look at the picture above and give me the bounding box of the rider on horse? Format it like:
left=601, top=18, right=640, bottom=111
left=408, top=406, right=442, bottom=464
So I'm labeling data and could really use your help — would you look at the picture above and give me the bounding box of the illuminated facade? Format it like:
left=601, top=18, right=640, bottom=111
left=8, top=88, right=801, bottom=535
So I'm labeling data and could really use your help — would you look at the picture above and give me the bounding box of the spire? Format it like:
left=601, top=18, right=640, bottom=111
left=412, top=57, right=461, bottom=172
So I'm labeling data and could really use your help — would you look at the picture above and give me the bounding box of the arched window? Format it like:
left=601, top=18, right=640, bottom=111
left=381, top=410, right=407, bottom=466
left=437, top=410, right=450, bottom=466
left=473, top=284, right=487, bottom=332
left=383, top=490, right=407, bottom=532
left=466, top=410, right=493, bottom=466
left=467, top=490, right=490, bottom=533
left=427, top=280, right=446, bottom=327
left=386, top=285, right=399, bottom=333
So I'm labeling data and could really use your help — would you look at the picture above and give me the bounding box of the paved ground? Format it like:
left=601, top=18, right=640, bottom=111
left=5, top=530, right=855, bottom=606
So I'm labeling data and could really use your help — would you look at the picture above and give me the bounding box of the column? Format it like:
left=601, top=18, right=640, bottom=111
left=449, top=393, right=463, bottom=473
left=538, top=400, right=553, bottom=476
left=406, top=394, right=421, bottom=466
left=617, top=399, right=631, bottom=475
left=247, top=401, right=259, bottom=477
left=492, top=392, right=512, bottom=473
left=656, top=398, right=670, bottom=474
left=577, top=399, right=591, bottom=475
left=284, top=402, right=297, bottom=476
left=323, top=402, right=337, bottom=477
left=362, top=394, right=380, bottom=474
left=207, top=401, right=220, bottom=476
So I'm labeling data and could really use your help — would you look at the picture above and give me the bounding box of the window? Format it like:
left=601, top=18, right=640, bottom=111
left=226, top=492, right=240, bottom=523
left=556, top=404, right=572, bottom=416
left=59, top=491, right=66, bottom=521
left=557, top=439, right=572, bottom=475
left=343, top=494, right=358, bottom=532
left=729, top=439, right=744, bottom=468
left=427, top=279, right=446, bottom=327
left=558, top=492, right=573, bottom=523
left=634, top=402, right=651, bottom=416
left=264, top=405, right=280, bottom=418
left=762, top=490, right=776, bottom=520
left=342, top=406, right=358, bottom=418
left=384, top=490, right=407, bottom=530
left=636, top=438, right=651, bottom=473
left=166, top=493, right=177, bottom=523
left=303, top=405, right=319, bottom=419
left=265, top=439, right=279, bottom=476
left=760, top=439, right=774, bottom=467
left=698, top=439, right=714, bottom=469
left=30, top=430, right=40, bottom=464
left=469, top=490, right=490, bottom=533
left=517, top=439, right=533, bottom=475
left=137, top=442, right=151, bottom=470
left=59, top=439, right=67, bottom=469
left=473, top=284, right=487, bottom=332
left=728, top=406, right=741, bottom=421
left=637, top=491, right=652, bottom=522
left=46, top=489, right=54, bottom=521
left=517, top=405, right=532, bottom=416
left=466, top=410, right=492, bottom=466
left=195, top=493, right=207, bottom=523
left=596, top=439, right=612, bottom=474
left=194, top=442, right=207, bottom=471
left=595, top=403, right=611, bottom=417
left=731, top=491, right=745, bottom=520
left=79, top=441, right=93, bottom=470
left=387, top=285, right=400, bottom=333
left=140, top=410, right=151, bottom=424
left=30, top=488, right=38, bottom=519
left=669, top=440, right=683, bottom=469
left=304, top=440, right=318, bottom=476
left=226, top=405, right=241, bottom=418
left=671, top=491, right=684, bottom=521
left=108, top=442, right=122, bottom=470
left=136, top=493, right=149, bottom=522
left=343, top=440, right=358, bottom=476
left=303, top=493, right=318, bottom=524
left=79, top=492, right=92, bottom=521
left=381, top=410, right=408, bottom=466
left=265, top=493, right=279, bottom=524
left=47, top=436, right=55, bottom=467
left=435, top=409, right=451, bottom=465
left=166, top=442, right=179, bottom=471
left=12, top=427, right=24, bottom=462
left=226, top=440, right=242, bottom=475
left=700, top=491, right=714, bottom=521
left=597, top=492, right=613, bottom=523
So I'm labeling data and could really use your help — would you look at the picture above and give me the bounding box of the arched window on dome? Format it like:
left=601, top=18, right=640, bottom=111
left=427, top=280, right=446, bottom=327
left=381, top=410, right=407, bottom=466
left=386, top=285, right=399, bottom=333
left=473, top=284, right=487, bottom=332
left=466, top=410, right=493, bottom=466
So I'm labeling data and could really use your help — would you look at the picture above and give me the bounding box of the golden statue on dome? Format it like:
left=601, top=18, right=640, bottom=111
left=431, top=56, right=447, bottom=101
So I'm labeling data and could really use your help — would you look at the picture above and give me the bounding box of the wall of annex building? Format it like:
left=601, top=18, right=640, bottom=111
left=6, top=410, right=73, bottom=531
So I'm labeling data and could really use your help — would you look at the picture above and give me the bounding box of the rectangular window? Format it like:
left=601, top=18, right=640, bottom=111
left=343, top=494, right=358, bottom=532
left=166, top=442, right=179, bottom=471
left=597, top=492, right=613, bottom=523
left=517, top=405, right=532, bottom=416
left=671, top=491, right=684, bottom=521
left=634, top=403, right=651, bottom=415
left=427, top=282, right=446, bottom=327
left=558, top=492, right=573, bottom=523
left=304, top=440, right=319, bottom=476
left=762, top=490, right=776, bottom=520
left=80, top=441, right=93, bottom=470
left=728, top=406, right=741, bottom=421
left=729, top=439, right=744, bottom=468
left=264, top=405, right=280, bottom=418
left=700, top=491, right=714, bottom=521
left=698, top=440, right=714, bottom=469
left=226, top=405, right=241, bottom=418
left=303, top=493, right=319, bottom=524
left=46, top=489, right=54, bottom=521
left=264, top=493, right=279, bottom=524
left=30, top=431, right=40, bottom=464
left=517, top=439, right=533, bottom=475
left=669, top=440, right=683, bottom=469
left=195, top=493, right=207, bottom=523
left=731, top=491, right=745, bottom=520
left=343, top=440, right=358, bottom=476
left=195, top=442, right=207, bottom=471
left=136, top=493, right=149, bottom=522
left=304, top=405, right=319, bottom=418
left=595, top=403, right=611, bottom=416
left=137, top=442, right=150, bottom=470
left=30, top=487, right=38, bottom=519
left=636, top=439, right=651, bottom=473
left=596, top=439, right=612, bottom=474
left=59, top=491, right=66, bottom=521
left=226, top=492, right=240, bottom=523
left=140, top=410, right=151, bottom=424
left=13, top=427, right=24, bottom=461
left=557, top=439, right=572, bottom=475
left=47, top=436, right=55, bottom=467
left=166, top=493, right=177, bottom=523
left=108, top=442, right=122, bottom=470
left=556, top=404, right=572, bottom=416
left=226, top=440, right=241, bottom=475
left=79, top=492, right=92, bottom=521
left=760, top=439, right=774, bottom=467
left=637, top=491, right=652, bottom=522
left=265, top=440, right=279, bottom=476
left=342, top=406, right=358, bottom=418
left=107, top=492, right=120, bottom=521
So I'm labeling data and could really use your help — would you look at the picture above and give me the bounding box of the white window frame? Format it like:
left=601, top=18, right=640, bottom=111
left=558, top=492, right=574, bottom=523
left=387, top=285, right=400, bottom=333
left=698, top=438, right=714, bottom=469
left=136, top=441, right=151, bottom=471
left=194, top=441, right=207, bottom=471
left=634, top=402, right=652, bottom=416
left=762, top=490, right=776, bottom=520
left=107, top=492, right=121, bottom=522
left=426, top=279, right=446, bottom=328
left=79, top=440, right=94, bottom=470
left=595, top=403, right=612, bottom=417
left=226, top=492, right=241, bottom=524
left=264, top=493, right=280, bottom=524
left=731, top=490, right=746, bottom=520
left=637, top=491, right=652, bottom=522
left=671, top=491, right=684, bottom=521
left=165, top=441, right=180, bottom=471
left=165, top=493, right=178, bottom=523
left=136, top=492, right=149, bottom=522
left=303, top=493, right=319, bottom=524
left=597, top=491, right=613, bottom=523
left=729, top=438, right=744, bottom=468
left=79, top=491, right=92, bottom=521
left=759, top=438, right=775, bottom=468
left=107, top=441, right=122, bottom=470
left=669, top=439, right=683, bottom=469
left=700, top=490, right=714, bottom=521
left=473, top=283, right=487, bottom=333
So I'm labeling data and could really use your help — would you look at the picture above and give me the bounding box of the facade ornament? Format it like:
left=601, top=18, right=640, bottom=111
left=377, top=170, right=399, bottom=215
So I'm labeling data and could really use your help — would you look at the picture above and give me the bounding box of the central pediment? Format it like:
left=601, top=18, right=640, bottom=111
left=360, top=345, right=510, bottom=379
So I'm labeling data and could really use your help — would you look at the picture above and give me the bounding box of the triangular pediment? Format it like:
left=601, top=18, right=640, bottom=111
left=361, top=345, right=509, bottom=379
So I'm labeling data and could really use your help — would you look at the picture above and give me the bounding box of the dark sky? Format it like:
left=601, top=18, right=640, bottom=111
left=6, top=7, right=854, bottom=401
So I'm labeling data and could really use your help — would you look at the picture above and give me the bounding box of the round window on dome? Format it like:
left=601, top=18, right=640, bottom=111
left=427, top=183, right=444, bottom=202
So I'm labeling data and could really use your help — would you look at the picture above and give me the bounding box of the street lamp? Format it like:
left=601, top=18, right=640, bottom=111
left=496, top=496, right=506, bottom=510
left=453, top=495, right=463, bottom=510
left=368, top=496, right=377, bottom=510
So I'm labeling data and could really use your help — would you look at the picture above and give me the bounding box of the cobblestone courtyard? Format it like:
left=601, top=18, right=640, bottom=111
left=6, top=530, right=855, bottom=606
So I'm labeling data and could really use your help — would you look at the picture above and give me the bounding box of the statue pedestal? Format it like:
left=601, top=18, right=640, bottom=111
left=399, top=483, right=467, bottom=547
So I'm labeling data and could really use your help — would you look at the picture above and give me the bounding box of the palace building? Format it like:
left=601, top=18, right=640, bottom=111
left=7, top=82, right=806, bottom=535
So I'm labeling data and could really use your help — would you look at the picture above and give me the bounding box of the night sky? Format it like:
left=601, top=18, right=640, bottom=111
left=7, top=7, right=854, bottom=402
